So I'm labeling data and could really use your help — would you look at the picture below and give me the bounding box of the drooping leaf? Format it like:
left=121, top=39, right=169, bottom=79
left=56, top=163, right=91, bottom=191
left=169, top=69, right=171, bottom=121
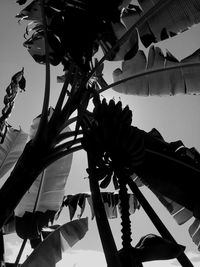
left=64, top=194, right=81, bottom=221
left=121, top=0, right=200, bottom=49
left=135, top=234, right=185, bottom=262
left=118, top=234, right=185, bottom=266
left=21, top=218, right=88, bottom=267
left=63, top=192, right=140, bottom=220
left=113, top=46, right=200, bottom=95
left=23, top=30, right=64, bottom=66
left=189, top=218, right=200, bottom=250
left=0, top=68, right=26, bottom=142
left=153, top=191, right=193, bottom=225
left=0, top=127, right=28, bottom=179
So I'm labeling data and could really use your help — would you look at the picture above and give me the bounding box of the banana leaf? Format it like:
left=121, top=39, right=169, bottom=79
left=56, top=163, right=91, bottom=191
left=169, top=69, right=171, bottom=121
left=135, top=127, right=200, bottom=215
left=0, top=127, right=28, bottom=179
left=189, top=218, right=200, bottom=250
left=21, top=218, right=88, bottom=267
left=134, top=234, right=185, bottom=262
left=121, top=0, right=200, bottom=49
left=112, top=46, right=200, bottom=95
left=14, top=111, right=73, bottom=239
left=131, top=128, right=200, bottom=250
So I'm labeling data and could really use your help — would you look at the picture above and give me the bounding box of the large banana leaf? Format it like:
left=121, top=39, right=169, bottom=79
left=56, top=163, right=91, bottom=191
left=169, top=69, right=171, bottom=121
left=132, top=128, right=200, bottom=250
left=0, top=127, right=28, bottom=179
left=21, top=218, right=88, bottom=267
left=121, top=0, right=200, bottom=49
left=112, top=46, right=200, bottom=95
left=14, top=111, right=73, bottom=239
left=135, top=128, right=200, bottom=215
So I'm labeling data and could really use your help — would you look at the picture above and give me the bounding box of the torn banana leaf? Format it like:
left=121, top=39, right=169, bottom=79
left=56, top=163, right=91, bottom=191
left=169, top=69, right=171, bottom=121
left=133, top=128, right=200, bottom=250
left=63, top=192, right=140, bottom=220
left=113, top=46, right=200, bottom=95
left=121, top=0, right=200, bottom=48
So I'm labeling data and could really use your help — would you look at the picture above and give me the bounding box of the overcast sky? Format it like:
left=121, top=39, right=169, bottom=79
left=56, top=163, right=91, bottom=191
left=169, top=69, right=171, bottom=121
left=1, top=1, right=200, bottom=266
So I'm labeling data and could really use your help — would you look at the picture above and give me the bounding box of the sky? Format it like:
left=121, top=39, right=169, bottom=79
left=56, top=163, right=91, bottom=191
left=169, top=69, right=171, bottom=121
left=1, top=0, right=200, bottom=266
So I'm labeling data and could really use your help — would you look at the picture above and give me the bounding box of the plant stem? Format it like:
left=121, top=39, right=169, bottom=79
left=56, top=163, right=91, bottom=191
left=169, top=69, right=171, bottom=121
left=34, top=0, right=51, bottom=142
left=127, top=178, right=194, bottom=267
left=52, top=137, right=82, bottom=154
left=48, top=64, right=74, bottom=135
left=55, top=130, right=83, bottom=144
left=118, top=180, right=132, bottom=250
left=87, top=154, right=122, bottom=267
left=0, top=230, right=4, bottom=266
left=14, top=238, right=27, bottom=267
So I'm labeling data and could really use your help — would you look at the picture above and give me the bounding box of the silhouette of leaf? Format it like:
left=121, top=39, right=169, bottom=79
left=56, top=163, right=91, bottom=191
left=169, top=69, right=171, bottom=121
left=135, top=234, right=185, bottom=261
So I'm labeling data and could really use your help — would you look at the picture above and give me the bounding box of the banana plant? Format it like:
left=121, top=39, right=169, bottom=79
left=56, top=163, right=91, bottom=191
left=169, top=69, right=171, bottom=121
left=1, top=0, right=200, bottom=266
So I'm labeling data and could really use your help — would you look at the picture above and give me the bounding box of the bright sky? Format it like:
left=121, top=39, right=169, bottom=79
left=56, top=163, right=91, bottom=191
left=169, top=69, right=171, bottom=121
left=1, top=0, right=200, bottom=266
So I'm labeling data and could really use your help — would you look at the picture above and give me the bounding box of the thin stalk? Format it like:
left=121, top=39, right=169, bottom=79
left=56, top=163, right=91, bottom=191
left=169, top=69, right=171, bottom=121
left=52, top=137, right=82, bottom=154
left=55, top=130, right=83, bottom=144
left=97, top=75, right=108, bottom=90
left=0, top=230, right=4, bottom=266
left=60, top=69, right=82, bottom=119
left=127, top=178, right=194, bottom=267
left=87, top=154, right=122, bottom=267
left=14, top=170, right=46, bottom=266
left=86, top=0, right=173, bottom=83
left=48, top=64, right=74, bottom=131
left=44, top=145, right=82, bottom=165
left=56, top=116, right=78, bottom=135
left=98, top=62, right=200, bottom=94
left=54, top=64, right=74, bottom=114
left=33, top=170, right=46, bottom=212
left=34, top=0, right=51, bottom=142
left=14, top=238, right=27, bottom=267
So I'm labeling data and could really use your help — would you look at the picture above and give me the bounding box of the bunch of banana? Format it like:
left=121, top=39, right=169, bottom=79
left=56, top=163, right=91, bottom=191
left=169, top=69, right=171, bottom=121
left=82, top=98, right=145, bottom=189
